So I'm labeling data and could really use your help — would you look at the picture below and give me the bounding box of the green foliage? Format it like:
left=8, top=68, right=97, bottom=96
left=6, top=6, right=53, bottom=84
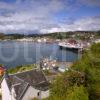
left=73, top=43, right=100, bottom=100
left=90, top=43, right=100, bottom=58
left=66, top=85, right=89, bottom=100
left=0, top=33, right=5, bottom=40
left=45, top=85, right=89, bottom=100
left=48, top=32, right=70, bottom=39
left=8, top=64, right=37, bottom=74
left=45, top=43, right=100, bottom=100
left=5, top=34, right=25, bottom=39
left=45, top=70, right=86, bottom=100
left=96, top=31, right=100, bottom=38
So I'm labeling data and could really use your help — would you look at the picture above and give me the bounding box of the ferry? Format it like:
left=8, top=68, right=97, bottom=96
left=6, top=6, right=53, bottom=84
left=58, top=40, right=83, bottom=51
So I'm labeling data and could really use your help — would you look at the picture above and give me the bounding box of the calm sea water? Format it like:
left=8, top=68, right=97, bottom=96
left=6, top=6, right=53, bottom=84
left=0, top=41, right=78, bottom=68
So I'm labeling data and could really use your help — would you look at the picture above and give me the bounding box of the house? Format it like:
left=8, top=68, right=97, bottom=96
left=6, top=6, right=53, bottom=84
left=0, top=69, right=49, bottom=100
left=40, top=58, right=57, bottom=71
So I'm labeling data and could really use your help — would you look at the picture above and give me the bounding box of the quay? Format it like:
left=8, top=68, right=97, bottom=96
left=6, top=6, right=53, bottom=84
left=39, top=58, right=73, bottom=72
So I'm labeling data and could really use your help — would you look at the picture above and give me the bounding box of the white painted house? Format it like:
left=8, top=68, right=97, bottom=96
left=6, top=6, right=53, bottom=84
left=0, top=69, right=49, bottom=100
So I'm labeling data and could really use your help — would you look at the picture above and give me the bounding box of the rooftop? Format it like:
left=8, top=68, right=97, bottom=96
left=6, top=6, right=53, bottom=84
left=3, top=69, right=49, bottom=100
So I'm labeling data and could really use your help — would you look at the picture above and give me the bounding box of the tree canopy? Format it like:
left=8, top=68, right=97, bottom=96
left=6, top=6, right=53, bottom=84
left=44, top=43, right=100, bottom=100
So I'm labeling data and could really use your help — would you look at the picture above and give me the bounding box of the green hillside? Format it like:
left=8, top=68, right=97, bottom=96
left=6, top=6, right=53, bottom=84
left=44, top=43, right=100, bottom=100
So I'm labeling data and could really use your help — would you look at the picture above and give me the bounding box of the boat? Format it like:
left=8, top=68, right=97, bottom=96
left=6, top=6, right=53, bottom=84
left=58, top=40, right=83, bottom=51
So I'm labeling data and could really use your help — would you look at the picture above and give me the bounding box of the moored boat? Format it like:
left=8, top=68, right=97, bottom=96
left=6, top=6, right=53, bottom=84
left=58, top=39, right=83, bottom=51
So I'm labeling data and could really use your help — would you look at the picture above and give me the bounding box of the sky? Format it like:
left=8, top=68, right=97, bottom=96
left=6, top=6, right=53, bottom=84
left=0, top=0, right=100, bottom=34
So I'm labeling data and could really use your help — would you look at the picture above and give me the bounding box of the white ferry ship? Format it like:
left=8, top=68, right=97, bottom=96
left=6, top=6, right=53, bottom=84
left=58, top=40, right=83, bottom=50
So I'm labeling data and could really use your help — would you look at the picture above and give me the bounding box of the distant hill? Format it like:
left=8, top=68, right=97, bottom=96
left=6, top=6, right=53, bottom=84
left=0, top=30, right=99, bottom=40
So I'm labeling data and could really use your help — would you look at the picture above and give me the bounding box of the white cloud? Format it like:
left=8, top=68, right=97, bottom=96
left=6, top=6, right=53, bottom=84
left=0, top=0, right=64, bottom=33
left=40, top=16, right=100, bottom=33
left=0, top=0, right=99, bottom=33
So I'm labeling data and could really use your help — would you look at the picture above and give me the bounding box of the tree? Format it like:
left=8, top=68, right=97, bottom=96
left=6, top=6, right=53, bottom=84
left=45, top=43, right=100, bottom=100
left=66, top=85, right=89, bottom=100
left=72, top=43, right=100, bottom=100
left=0, top=33, right=5, bottom=40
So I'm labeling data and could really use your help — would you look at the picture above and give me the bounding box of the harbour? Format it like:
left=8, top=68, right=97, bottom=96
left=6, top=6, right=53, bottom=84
left=0, top=41, right=78, bottom=68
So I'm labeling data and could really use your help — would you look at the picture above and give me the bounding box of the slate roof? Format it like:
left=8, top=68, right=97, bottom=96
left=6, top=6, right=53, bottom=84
left=4, top=69, right=49, bottom=100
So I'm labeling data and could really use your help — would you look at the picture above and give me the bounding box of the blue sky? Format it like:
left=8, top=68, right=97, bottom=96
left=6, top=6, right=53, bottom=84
left=0, top=0, right=100, bottom=33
